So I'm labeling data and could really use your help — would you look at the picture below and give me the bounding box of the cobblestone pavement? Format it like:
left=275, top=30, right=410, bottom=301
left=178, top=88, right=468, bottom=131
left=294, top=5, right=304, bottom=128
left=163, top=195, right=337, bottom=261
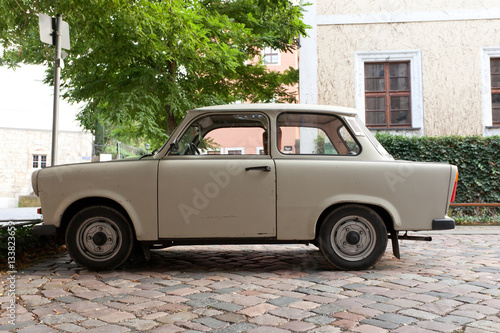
left=2, top=228, right=500, bottom=333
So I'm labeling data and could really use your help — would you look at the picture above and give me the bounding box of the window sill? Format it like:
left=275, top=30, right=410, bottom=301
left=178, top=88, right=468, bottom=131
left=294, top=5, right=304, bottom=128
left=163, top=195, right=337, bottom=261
left=485, top=126, right=500, bottom=129
left=367, top=127, right=421, bottom=131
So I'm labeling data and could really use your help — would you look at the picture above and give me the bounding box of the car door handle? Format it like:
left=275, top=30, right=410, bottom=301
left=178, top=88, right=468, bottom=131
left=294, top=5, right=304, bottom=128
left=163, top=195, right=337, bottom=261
left=245, top=166, right=272, bottom=172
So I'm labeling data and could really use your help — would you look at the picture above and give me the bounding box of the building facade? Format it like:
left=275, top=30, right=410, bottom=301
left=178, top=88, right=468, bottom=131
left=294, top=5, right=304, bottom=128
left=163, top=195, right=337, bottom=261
left=0, top=65, right=93, bottom=208
left=300, top=0, right=500, bottom=137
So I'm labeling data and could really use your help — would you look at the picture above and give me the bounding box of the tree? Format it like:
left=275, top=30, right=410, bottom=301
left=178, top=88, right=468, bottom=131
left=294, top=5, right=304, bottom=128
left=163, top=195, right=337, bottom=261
left=0, top=0, right=308, bottom=146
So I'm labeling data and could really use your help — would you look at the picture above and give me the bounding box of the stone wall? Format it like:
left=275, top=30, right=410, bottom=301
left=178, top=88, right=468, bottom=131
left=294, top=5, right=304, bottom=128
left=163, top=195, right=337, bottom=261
left=0, top=128, right=93, bottom=208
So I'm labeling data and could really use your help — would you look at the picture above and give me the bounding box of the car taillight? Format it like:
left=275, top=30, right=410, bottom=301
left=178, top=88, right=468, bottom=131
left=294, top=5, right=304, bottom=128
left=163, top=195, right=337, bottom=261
left=450, top=171, right=458, bottom=203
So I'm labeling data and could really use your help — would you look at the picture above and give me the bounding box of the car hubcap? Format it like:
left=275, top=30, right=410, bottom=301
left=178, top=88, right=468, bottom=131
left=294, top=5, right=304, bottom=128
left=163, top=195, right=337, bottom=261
left=331, top=216, right=376, bottom=261
left=77, top=218, right=121, bottom=261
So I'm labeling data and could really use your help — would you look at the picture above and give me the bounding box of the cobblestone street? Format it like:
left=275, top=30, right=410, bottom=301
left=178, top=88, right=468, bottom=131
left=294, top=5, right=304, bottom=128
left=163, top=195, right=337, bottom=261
left=2, top=227, right=500, bottom=332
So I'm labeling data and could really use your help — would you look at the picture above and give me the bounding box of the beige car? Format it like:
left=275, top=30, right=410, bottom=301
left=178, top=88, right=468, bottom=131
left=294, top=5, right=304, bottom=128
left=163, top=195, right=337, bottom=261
left=32, top=104, right=458, bottom=271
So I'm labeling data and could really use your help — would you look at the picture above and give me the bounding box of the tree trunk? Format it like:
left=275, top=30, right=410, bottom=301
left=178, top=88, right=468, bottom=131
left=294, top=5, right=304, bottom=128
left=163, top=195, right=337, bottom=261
left=166, top=59, right=178, bottom=136
left=166, top=105, right=177, bottom=136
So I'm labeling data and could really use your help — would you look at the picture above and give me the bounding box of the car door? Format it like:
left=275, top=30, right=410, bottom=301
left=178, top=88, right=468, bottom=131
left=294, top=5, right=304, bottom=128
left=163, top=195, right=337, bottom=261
left=157, top=112, right=276, bottom=238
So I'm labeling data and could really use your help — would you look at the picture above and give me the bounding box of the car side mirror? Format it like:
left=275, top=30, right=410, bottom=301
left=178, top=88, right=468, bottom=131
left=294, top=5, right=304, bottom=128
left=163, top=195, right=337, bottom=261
left=168, top=138, right=180, bottom=154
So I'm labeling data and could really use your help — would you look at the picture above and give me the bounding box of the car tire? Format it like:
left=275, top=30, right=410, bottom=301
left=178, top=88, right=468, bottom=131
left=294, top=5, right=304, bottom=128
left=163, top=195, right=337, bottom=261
left=318, top=205, right=387, bottom=270
left=65, top=206, right=134, bottom=271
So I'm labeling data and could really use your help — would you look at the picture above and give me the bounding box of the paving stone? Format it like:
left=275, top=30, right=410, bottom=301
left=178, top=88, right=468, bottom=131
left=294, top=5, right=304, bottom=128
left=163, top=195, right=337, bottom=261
left=193, top=308, right=224, bottom=317
left=8, top=231, right=500, bottom=333
left=416, top=320, right=461, bottom=332
left=238, top=303, right=278, bottom=317
left=398, top=308, right=440, bottom=320
left=311, top=304, right=345, bottom=315
left=352, top=324, right=388, bottom=333
left=54, top=296, right=84, bottom=304
left=64, top=300, right=107, bottom=313
left=216, top=313, right=247, bottom=324
left=157, top=311, right=198, bottom=324
left=360, top=318, right=399, bottom=330
left=210, top=301, right=243, bottom=312
left=454, top=296, right=481, bottom=304
left=17, top=324, right=57, bottom=333
left=248, top=314, right=287, bottom=326
left=40, top=312, right=86, bottom=325
left=84, top=324, right=131, bottom=333
left=195, top=317, right=228, bottom=329
left=268, top=296, right=301, bottom=306
left=373, top=313, right=419, bottom=325
left=80, top=319, right=107, bottom=328
left=365, top=302, right=400, bottom=313
left=458, top=303, right=499, bottom=315
left=176, top=320, right=211, bottom=332
left=305, top=315, right=335, bottom=325
left=280, top=320, right=316, bottom=331
left=392, top=326, right=435, bottom=333
left=269, top=307, right=314, bottom=320
left=53, top=323, right=85, bottom=332
left=84, top=307, right=135, bottom=323
left=436, top=314, right=474, bottom=325
left=247, top=327, right=290, bottom=333
left=122, top=318, right=159, bottom=331
left=468, top=319, right=500, bottom=331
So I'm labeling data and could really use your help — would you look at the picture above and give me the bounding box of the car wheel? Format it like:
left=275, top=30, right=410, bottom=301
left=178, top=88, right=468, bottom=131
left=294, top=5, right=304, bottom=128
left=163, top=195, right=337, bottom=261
left=318, top=205, right=387, bottom=270
left=65, top=206, right=134, bottom=271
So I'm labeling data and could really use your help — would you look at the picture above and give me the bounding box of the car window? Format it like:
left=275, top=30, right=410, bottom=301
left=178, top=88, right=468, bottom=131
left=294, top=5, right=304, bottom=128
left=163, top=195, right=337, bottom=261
left=172, top=113, right=269, bottom=156
left=277, top=113, right=360, bottom=155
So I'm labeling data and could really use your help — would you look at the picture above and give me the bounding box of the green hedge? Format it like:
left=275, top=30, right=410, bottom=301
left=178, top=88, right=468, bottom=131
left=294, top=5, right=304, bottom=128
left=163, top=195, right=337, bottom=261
left=375, top=133, right=500, bottom=208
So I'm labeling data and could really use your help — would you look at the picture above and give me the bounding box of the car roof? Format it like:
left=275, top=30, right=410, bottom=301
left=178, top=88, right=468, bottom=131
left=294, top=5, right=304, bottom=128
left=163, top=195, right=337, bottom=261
left=191, top=103, right=358, bottom=117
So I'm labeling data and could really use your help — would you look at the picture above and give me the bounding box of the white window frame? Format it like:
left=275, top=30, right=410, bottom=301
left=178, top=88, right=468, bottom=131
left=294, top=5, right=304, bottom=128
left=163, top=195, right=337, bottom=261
left=480, top=47, right=500, bottom=136
left=201, top=148, right=222, bottom=155
left=32, top=154, right=47, bottom=169
left=225, top=147, right=245, bottom=155
left=354, top=50, right=424, bottom=135
left=256, top=147, right=265, bottom=155
left=262, top=47, right=280, bottom=66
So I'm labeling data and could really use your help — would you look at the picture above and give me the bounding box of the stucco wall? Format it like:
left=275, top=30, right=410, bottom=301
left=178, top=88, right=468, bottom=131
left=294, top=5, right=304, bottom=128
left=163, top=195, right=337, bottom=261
left=317, top=0, right=500, bottom=15
left=0, top=128, right=93, bottom=207
left=317, top=19, right=500, bottom=136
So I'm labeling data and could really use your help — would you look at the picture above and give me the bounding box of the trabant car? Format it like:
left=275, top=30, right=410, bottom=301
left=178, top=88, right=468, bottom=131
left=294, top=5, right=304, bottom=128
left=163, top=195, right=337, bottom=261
left=32, top=104, right=458, bottom=271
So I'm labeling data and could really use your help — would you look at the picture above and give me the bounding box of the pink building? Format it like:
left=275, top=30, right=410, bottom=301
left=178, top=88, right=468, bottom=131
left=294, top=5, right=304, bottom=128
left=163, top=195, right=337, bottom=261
left=202, top=48, right=299, bottom=155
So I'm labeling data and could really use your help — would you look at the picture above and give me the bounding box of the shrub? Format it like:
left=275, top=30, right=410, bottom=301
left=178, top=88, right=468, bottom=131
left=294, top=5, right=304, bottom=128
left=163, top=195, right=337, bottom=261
left=0, top=224, right=65, bottom=270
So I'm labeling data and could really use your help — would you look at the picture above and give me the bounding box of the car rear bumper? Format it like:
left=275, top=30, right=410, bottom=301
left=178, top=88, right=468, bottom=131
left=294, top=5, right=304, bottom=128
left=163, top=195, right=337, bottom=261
left=432, top=217, right=455, bottom=230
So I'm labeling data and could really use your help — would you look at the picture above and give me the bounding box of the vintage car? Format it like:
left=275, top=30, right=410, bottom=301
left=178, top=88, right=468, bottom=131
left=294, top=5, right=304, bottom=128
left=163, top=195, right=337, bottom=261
left=32, top=104, right=458, bottom=271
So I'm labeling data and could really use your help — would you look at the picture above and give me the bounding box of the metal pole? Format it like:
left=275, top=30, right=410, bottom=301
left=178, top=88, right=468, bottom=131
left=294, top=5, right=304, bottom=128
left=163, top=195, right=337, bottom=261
left=51, top=14, right=62, bottom=166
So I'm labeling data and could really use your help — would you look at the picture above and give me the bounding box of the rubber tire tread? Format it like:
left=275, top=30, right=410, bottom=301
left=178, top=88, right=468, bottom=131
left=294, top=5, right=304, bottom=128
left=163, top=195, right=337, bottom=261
left=65, top=206, right=134, bottom=271
left=318, top=204, right=387, bottom=270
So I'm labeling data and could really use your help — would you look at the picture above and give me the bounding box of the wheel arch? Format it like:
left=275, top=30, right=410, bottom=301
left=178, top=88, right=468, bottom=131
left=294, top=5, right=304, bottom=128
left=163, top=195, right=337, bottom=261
left=315, top=202, right=395, bottom=241
left=59, top=197, right=136, bottom=241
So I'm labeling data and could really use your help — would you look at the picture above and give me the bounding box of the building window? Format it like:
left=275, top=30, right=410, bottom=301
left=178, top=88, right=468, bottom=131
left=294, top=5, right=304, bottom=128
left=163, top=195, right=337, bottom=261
left=364, top=62, right=411, bottom=127
left=481, top=47, right=500, bottom=135
left=355, top=50, right=423, bottom=134
left=491, top=58, right=500, bottom=125
left=226, top=148, right=244, bottom=155
left=33, top=154, right=47, bottom=168
left=263, top=47, right=279, bottom=65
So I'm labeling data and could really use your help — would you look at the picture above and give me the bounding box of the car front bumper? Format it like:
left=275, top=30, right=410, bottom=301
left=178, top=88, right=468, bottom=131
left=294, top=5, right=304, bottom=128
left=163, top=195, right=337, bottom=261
left=33, top=224, right=57, bottom=237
